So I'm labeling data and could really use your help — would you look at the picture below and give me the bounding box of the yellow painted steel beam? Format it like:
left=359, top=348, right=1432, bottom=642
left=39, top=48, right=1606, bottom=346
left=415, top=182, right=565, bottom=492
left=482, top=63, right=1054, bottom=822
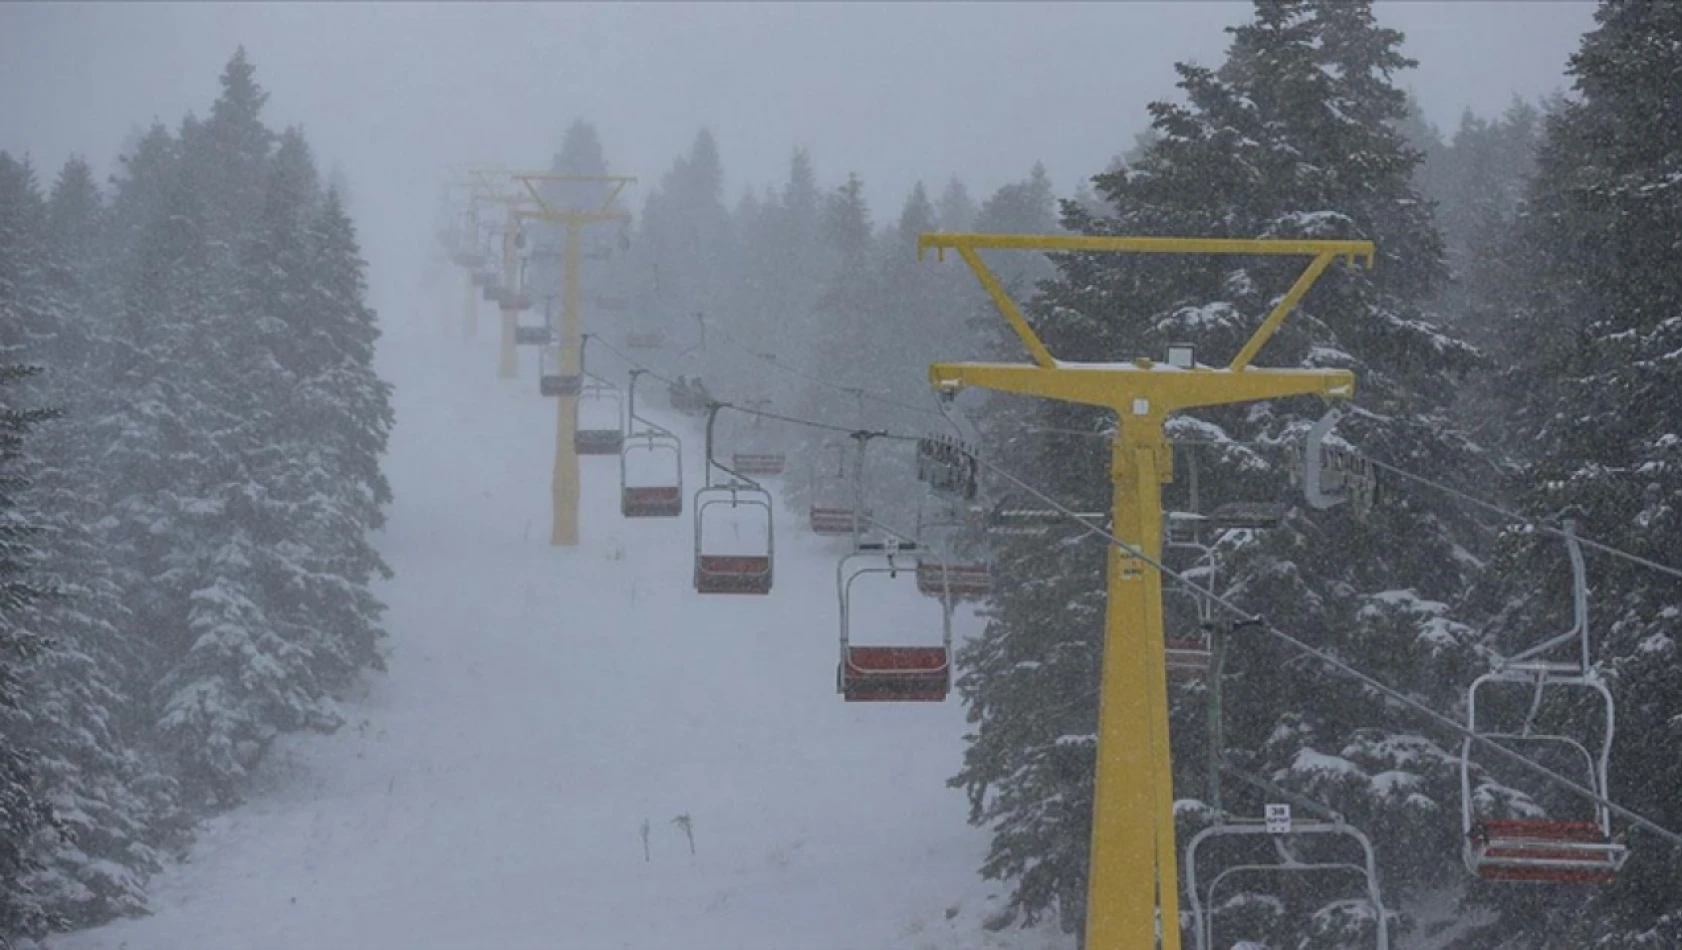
left=553, top=221, right=583, bottom=546
left=922, top=231, right=1367, bottom=950
left=462, top=198, right=481, bottom=339
left=920, top=231, right=1372, bottom=374
left=507, top=172, right=637, bottom=219
left=929, top=362, right=1355, bottom=412
left=498, top=212, right=518, bottom=380
left=918, top=231, right=1373, bottom=263
left=954, top=245, right=1055, bottom=368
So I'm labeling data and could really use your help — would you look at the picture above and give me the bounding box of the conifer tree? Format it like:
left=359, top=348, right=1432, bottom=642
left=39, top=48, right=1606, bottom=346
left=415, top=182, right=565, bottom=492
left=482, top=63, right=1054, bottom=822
left=4, top=154, right=180, bottom=930
left=0, top=151, right=67, bottom=947
left=953, top=3, right=1488, bottom=943
left=936, top=178, right=977, bottom=232
left=1461, top=2, right=1682, bottom=944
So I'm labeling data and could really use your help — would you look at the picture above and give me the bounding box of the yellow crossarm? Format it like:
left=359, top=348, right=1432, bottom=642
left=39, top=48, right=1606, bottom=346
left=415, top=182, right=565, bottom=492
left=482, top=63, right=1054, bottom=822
left=507, top=172, right=638, bottom=217
left=919, top=232, right=1373, bottom=373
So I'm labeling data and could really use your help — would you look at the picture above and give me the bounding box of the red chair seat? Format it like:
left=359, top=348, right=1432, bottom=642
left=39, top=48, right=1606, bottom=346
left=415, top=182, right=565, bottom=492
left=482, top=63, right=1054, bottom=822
left=575, top=430, right=623, bottom=455
left=622, top=487, right=681, bottom=518
left=1165, top=637, right=1211, bottom=679
left=733, top=454, right=786, bottom=476
left=915, top=562, right=992, bottom=598
left=810, top=507, right=862, bottom=535
left=841, top=647, right=950, bottom=702
left=695, top=555, right=772, bottom=594
left=1469, top=820, right=1621, bottom=883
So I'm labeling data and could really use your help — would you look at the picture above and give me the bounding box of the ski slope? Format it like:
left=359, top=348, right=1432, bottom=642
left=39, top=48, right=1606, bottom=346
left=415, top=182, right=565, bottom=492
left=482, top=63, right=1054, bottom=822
left=50, top=286, right=1067, bottom=950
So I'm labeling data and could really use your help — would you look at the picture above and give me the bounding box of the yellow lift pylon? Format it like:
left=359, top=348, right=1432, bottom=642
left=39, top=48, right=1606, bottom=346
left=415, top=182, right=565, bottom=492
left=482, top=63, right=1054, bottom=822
left=503, top=171, right=637, bottom=546
left=921, top=232, right=1374, bottom=950
left=441, top=165, right=512, bottom=341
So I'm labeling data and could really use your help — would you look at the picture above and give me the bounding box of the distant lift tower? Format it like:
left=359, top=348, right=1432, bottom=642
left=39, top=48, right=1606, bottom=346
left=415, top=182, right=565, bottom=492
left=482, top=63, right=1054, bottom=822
left=922, top=232, right=1373, bottom=950
left=506, top=171, right=637, bottom=546
left=444, top=164, right=510, bottom=341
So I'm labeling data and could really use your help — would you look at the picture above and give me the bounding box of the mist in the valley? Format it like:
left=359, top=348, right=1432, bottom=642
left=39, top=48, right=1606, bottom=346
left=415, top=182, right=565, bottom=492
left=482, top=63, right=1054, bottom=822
left=2, top=1, right=1593, bottom=308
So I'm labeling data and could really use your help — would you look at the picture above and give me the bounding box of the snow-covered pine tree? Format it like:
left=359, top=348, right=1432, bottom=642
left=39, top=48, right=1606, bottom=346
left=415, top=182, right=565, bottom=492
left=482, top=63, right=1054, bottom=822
left=723, top=148, right=828, bottom=379
left=798, top=172, right=874, bottom=426
left=953, top=2, right=1490, bottom=944
left=1459, top=2, right=1682, bottom=945
left=936, top=178, right=977, bottom=233
left=630, top=129, right=733, bottom=363
left=2, top=153, right=182, bottom=931
left=295, top=185, right=395, bottom=681
left=0, top=151, right=69, bottom=947
left=187, top=46, right=274, bottom=267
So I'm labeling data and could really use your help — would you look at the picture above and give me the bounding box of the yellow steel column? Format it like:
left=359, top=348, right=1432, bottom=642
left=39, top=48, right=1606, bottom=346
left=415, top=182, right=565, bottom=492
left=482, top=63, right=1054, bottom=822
left=1136, top=435, right=1182, bottom=948
left=1086, top=426, right=1176, bottom=949
left=463, top=200, right=481, bottom=340
left=551, top=222, right=582, bottom=546
left=498, top=219, right=518, bottom=379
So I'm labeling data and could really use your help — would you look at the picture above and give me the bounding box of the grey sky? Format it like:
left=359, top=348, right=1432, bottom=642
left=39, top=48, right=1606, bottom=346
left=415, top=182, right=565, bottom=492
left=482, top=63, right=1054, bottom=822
left=1, top=1, right=1596, bottom=286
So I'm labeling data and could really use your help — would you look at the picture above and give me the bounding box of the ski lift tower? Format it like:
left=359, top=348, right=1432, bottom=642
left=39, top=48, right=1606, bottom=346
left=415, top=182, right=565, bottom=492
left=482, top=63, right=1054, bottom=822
left=922, top=232, right=1373, bottom=950
left=442, top=165, right=511, bottom=341
left=505, top=171, right=637, bottom=546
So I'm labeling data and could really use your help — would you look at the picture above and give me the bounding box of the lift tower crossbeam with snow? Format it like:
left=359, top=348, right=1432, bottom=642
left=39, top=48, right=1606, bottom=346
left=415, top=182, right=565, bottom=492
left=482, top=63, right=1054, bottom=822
left=921, top=232, right=1373, bottom=950
left=505, top=171, right=637, bottom=546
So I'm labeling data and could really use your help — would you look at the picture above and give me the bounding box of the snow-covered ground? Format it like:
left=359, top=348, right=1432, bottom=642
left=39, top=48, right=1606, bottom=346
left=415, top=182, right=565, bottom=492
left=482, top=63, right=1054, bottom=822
left=49, top=279, right=1068, bottom=950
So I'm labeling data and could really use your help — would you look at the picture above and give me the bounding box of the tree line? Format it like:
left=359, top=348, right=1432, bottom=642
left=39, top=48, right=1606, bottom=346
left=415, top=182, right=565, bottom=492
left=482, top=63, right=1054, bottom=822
left=0, top=49, right=392, bottom=943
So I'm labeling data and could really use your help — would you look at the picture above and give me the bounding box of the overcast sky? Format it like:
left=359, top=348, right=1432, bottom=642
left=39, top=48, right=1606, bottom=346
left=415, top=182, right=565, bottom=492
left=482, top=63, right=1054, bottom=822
left=1, top=1, right=1597, bottom=293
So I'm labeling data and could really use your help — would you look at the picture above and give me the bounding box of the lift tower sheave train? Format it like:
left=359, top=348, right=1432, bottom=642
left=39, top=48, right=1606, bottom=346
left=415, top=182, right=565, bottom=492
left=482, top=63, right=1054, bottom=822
left=922, top=231, right=1374, bottom=950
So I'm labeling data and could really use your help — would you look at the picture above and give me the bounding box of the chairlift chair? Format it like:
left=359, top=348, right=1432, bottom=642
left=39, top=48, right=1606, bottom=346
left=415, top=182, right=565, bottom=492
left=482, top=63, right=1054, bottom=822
left=809, top=441, right=868, bottom=535
left=626, top=329, right=665, bottom=350
left=1186, top=626, right=1391, bottom=950
left=731, top=401, right=787, bottom=476
left=574, top=373, right=625, bottom=456
left=1460, top=523, right=1628, bottom=884
left=621, top=431, right=683, bottom=517
left=1184, top=817, right=1391, bottom=950
left=838, top=541, right=954, bottom=702
left=514, top=324, right=553, bottom=346
left=913, top=495, right=991, bottom=600
left=1160, top=446, right=1288, bottom=680
left=668, top=377, right=713, bottom=415
left=693, top=404, right=774, bottom=594
left=983, top=492, right=1106, bottom=537
left=498, top=288, right=534, bottom=311
left=914, top=562, right=992, bottom=600
left=733, top=453, right=787, bottom=477
left=619, top=370, right=683, bottom=518
left=538, top=346, right=581, bottom=398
